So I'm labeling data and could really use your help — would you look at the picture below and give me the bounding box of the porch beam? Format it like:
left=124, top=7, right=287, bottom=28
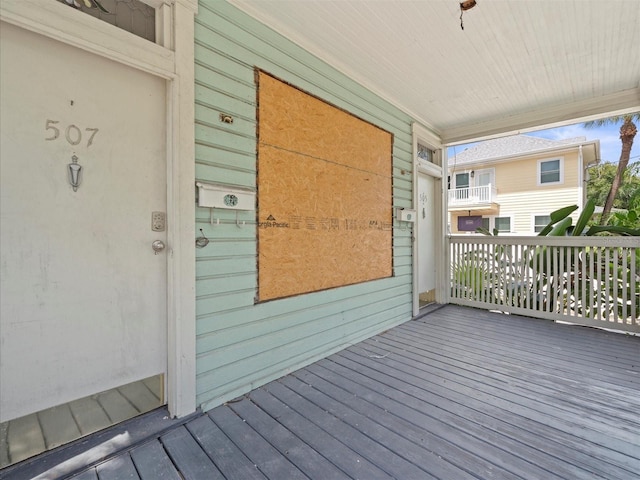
left=442, top=88, right=640, bottom=145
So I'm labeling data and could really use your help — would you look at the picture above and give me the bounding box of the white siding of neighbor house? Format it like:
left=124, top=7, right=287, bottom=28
left=194, top=1, right=415, bottom=410
left=496, top=190, right=582, bottom=234
left=450, top=150, right=583, bottom=234
left=494, top=153, right=582, bottom=234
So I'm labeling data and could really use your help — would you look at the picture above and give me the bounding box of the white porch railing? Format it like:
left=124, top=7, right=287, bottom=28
left=448, top=184, right=497, bottom=205
left=449, top=235, right=639, bottom=333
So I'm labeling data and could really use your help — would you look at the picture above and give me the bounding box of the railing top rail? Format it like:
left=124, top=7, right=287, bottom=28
left=448, top=235, right=640, bottom=248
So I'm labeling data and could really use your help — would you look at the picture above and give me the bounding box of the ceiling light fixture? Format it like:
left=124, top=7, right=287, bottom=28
left=460, top=0, right=477, bottom=30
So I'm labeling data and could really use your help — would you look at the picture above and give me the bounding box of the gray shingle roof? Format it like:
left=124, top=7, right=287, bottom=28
left=450, top=134, right=587, bottom=166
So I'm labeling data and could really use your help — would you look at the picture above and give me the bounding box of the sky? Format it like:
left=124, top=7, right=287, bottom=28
left=448, top=119, right=640, bottom=165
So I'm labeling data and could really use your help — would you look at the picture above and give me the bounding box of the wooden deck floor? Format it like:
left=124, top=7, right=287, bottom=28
left=1, top=376, right=163, bottom=468
left=4, top=305, right=639, bottom=480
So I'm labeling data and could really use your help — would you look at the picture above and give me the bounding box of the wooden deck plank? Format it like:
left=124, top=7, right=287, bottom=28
left=334, top=345, right=639, bottom=473
left=186, top=414, right=268, bottom=480
left=406, top=312, right=638, bottom=400
left=68, top=397, right=112, bottom=436
left=96, top=453, right=139, bottom=480
left=161, top=425, right=224, bottom=480
left=207, top=406, right=308, bottom=480
left=417, top=324, right=637, bottom=391
left=290, top=366, right=525, bottom=480
left=248, top=387, right=393, bottom=480
left=377, top=326, right=639, bottom=422
left=38, top=404, right=81, bottom=450
left=71, top=468, right=99, bottom=480
left=260, top=381, right=431, bottom=479
left=393, top=320, right=640, bottom=448
left=0, top=420, right=10, bottom=467
left=278, top=374, right=480, bottom=480
left=315, top=355, right=574, bottom=480
left=118, top=383, right=161, bottom=414
left=6, top=413, right=45, bottom=465
left=129, top=440, right=181, bottom=480
left=421, top=308, right=639, bottom=382
left=363, top=330, right=638, bottom=434
left=374, top=327, right=640, bottom=434
left=228, top=397, right=351, bottom=480
left=142, top=376, right=162, bottom=402
left=1, top=407, right=186, bottom=480
left=351, top=337, right=638, bottom=478
left=315, top=353, right=636, bottom=480
left=96, top=390, right=139, bottom=424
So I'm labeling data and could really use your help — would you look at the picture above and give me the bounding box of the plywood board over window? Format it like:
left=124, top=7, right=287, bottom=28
left=257, top=71, right=393, bottom=301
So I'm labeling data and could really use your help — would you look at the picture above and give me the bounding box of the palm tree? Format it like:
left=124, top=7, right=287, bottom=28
left=584, top=113, right=639, bottom=222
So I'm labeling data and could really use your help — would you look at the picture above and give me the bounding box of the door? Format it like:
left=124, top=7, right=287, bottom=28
left=417, top=173, right=436, bottom=307
left=474, top=169, right=494, bottom=202
left=0, top=22, right=167, bottom=457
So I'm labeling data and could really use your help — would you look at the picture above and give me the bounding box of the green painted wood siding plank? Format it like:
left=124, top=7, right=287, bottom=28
left=194, top=240, right=256, bottom=259
left=196, top=314, right=405, bottom=411
left=195, top=104, right=255, bottom=136
left=195, top=64, right=255, bottom=103
left=197, top=274, right=256, bottom=297
left=394, top=255, right=413, bottom=268
left=196, top=288, right=410, bottom=357
left=196, top=290, right=256, bottom=314
left=197, top=276, right=411, bottom=336
left=196, top=307, right=411, bottom=405
left=196, top=256, right=256, bottom=278
left=394, top=265, right=413, bottom=277
left=197, top=304, right=412, bottom=390
left=195, top=43, right=256, bottom=84
left=198, top=285, right=407, bottom=346
left=196, top=143, right=255, bottom=172
left=195, top=164, right=255, bottom=189
left=196, top=125, right=255, bottom=154
left=393, top=236, right=413, bottom=249
left=195, top=84, right=255, bottom=120
left=394, top=142, right=413, bottom=158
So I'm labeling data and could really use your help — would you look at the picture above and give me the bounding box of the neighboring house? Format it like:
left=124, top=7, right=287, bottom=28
left=448, top=135, right=600, bottom=235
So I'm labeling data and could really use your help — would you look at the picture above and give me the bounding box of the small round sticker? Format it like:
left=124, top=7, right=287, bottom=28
left=224, top=194, right=238, bottom=207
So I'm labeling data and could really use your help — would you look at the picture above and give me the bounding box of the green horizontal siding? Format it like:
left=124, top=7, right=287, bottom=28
left=194, top=0, right=416, bottom=411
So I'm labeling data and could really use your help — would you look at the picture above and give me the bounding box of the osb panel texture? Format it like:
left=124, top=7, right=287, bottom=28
left=257, top=72, right=393, bottom=301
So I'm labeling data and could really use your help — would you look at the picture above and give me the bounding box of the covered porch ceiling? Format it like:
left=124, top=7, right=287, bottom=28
left=228, top=0, right=640, bottom=144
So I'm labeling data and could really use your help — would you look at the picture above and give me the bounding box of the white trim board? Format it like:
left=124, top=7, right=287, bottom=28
left=411, top=123, right=446, bottom=317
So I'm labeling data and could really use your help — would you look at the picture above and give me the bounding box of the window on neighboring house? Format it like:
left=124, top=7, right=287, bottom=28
left=475, top=169, right=494, bottom=187
left=455, top=173, right=469, bottom=188
left=539, top=159, right=562, bottom=185
left=476, top=216, right=509, bottom=234
left=495, top=216, right=511, bottom=233
left=534, top=215, right=551, bottom=233
left=455, top=173, right=469, bottom=200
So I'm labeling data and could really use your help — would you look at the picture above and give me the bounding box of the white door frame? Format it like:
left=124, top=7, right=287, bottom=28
left=0, top=0, right=198, bottom=418
left=411, top=123, right=447, bottom=317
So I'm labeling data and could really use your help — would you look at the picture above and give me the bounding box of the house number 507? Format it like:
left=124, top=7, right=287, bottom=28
left=45, top=120, right=99, bottom=147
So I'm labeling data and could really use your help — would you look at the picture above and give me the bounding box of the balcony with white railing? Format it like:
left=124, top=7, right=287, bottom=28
left=448, top=235, right=639, bottom=333
left=448, top=184, right=498, bottom=211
